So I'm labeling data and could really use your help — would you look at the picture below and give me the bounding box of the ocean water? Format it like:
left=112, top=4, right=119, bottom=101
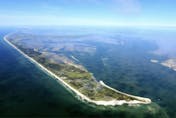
left=0, top=28, right=173, bottom=118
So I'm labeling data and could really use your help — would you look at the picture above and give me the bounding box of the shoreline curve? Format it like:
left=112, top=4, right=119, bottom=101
left=3, top=34, right=151, bottom=106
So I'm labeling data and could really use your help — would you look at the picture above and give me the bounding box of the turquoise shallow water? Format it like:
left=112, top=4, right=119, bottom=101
left=0, top=28, right=172, bottom=118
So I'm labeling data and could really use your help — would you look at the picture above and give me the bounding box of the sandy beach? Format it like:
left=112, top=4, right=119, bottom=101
left=4, top=35, right=151, bottom=106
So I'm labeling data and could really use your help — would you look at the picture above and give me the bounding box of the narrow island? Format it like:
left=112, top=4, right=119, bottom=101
left=4, top=32, right=151, bottom=106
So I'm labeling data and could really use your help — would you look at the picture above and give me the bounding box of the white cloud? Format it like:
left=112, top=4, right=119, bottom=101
left=113, top=0, right=141, bottom=14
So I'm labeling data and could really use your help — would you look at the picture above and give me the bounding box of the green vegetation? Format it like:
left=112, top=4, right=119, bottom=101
left=65, top=71, right=91, bottom=79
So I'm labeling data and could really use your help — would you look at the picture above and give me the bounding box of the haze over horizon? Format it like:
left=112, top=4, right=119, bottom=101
left=0, top=0, right=176, bottom=27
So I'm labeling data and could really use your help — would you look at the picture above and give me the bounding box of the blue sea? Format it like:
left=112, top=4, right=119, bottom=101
left=0, top=27, right=176, bottom=118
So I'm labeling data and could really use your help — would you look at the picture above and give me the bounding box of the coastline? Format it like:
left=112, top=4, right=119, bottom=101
left=3, top=35, right=151, bottom=106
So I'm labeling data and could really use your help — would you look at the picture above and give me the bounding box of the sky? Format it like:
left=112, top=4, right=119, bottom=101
left=0, top=0, right=176, bottom=27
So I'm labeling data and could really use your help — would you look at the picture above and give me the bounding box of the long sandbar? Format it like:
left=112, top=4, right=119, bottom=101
left=4, top=35, right=151, bottom=106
